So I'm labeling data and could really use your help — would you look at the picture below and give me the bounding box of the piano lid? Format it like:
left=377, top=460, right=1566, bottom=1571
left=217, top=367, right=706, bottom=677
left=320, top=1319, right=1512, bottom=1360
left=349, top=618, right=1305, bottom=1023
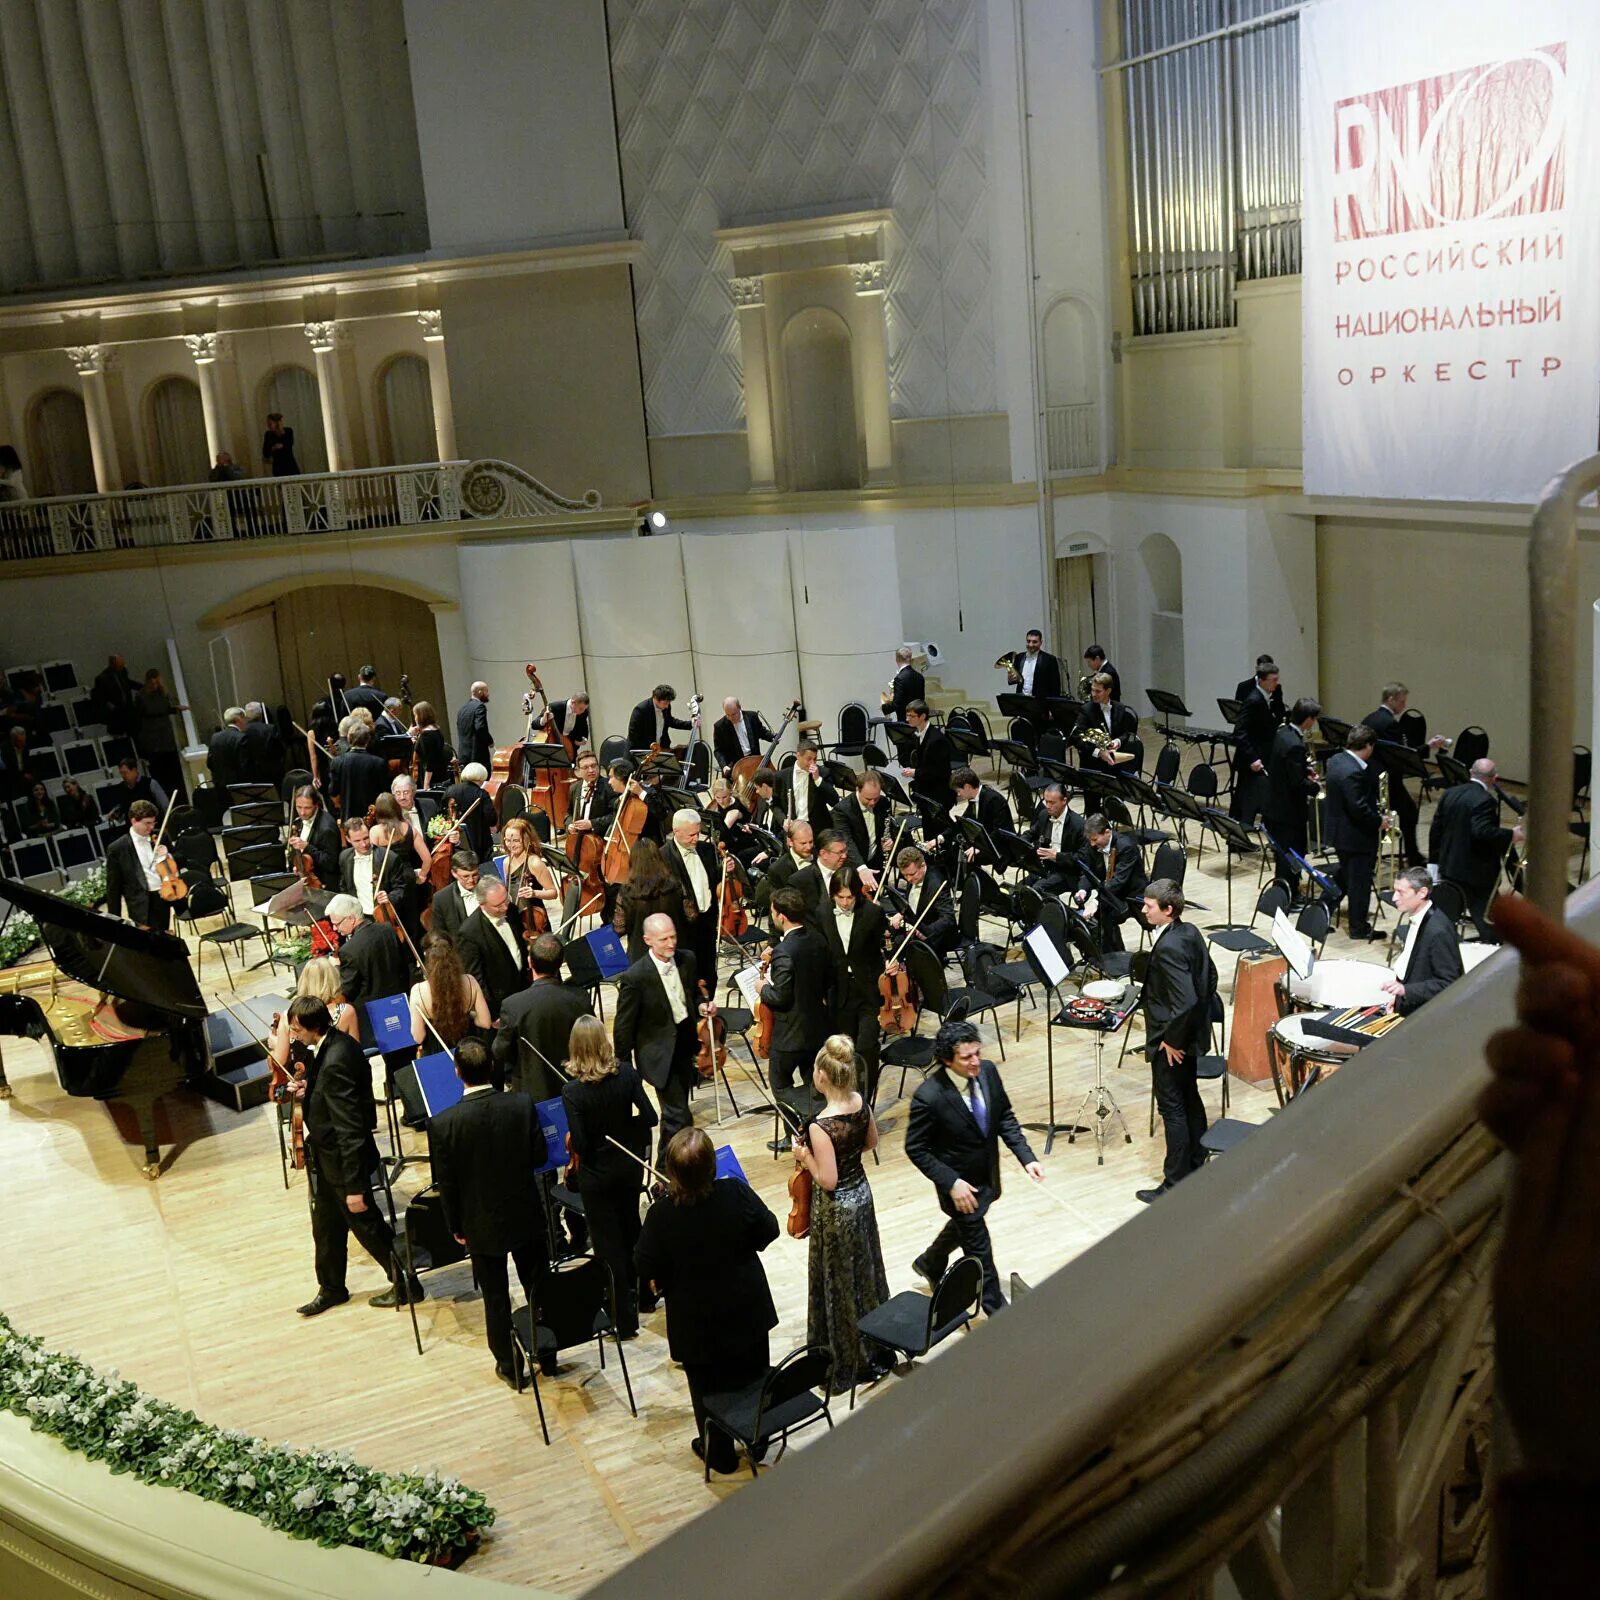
left=0, top=877, right=207, bottom=1019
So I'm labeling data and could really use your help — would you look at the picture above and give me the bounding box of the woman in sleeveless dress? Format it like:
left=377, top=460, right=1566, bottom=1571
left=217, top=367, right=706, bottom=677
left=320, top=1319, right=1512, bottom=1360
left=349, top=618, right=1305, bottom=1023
left=496, top=815, right=560, bottom=938
left=794, top=1034, right=890, bottom=1393
left=408, top=932, right=490, bottom=1049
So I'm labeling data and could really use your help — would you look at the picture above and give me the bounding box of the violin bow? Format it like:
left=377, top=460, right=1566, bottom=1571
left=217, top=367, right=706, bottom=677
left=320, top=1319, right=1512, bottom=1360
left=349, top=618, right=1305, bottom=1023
left=528, top=1050, right=667, bottom=1188
left=887, top=881, right=947, bottom=967
left=719, top=1047, right=807, bottom=1139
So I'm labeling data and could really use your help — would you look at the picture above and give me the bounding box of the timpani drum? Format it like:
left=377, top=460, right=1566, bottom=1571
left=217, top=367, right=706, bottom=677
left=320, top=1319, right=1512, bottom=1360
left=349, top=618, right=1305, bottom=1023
left=1282, top=958, right=1392, bottom=1013
left=1268, top=1012, right=1358, bottom=1099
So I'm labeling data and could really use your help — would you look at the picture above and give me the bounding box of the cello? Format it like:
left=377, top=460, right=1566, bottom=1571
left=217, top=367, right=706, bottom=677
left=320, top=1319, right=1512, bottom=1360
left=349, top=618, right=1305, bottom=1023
left=522, top=663, right=574, bottom=831
left=563, top=755, right=608, bottom=921
left=601, top=774, right=651, bottom=886
left=731, top=699, right=802, bottom=809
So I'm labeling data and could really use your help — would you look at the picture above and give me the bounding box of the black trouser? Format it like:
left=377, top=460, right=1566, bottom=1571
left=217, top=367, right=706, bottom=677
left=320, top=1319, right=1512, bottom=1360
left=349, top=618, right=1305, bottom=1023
left=922, top=1189, right=1006, bottom=1313
left=682, top=913, right=718, bottom=1001
left=653, top=1027, right=698, bottom=1163
left=1150, top=1047, right=1208, bottom=1187
left=1264, top=814, right=1308, bottom=895
left=835, top=1000, right=882, bottom=1107
left=1329, top=850, right=1377, bottom=936
left=472, top=1240, right=546, bottom=1373
left=1390, top=780, right=1423, bottom=864
left=685, top=1336, right=771, bottom=1472
left=146, top=749, right=187, bottom=804
left=308, top=1140, right=395, bottom=1294
left=136, top=896, right=172, bottom=934
left=582, top=1175, right=643, bottom=1335
left=1460, top=881, right=1497, bottom=943
left=1230, top=767, right=1265, bottom=822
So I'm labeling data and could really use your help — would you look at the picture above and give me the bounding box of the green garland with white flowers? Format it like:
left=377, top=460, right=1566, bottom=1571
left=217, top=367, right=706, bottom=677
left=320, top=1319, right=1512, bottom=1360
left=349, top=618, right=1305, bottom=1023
left=0, top=868, right=107, bottom=968
left=0, top=1310, right=495, bottom=1564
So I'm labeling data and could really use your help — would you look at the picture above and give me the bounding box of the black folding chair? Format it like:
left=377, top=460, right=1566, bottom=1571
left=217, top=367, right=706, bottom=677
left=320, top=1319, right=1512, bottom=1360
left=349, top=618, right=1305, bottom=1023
left=851, top=1256, right=983, bottom=1409
left=700, top=1344, right=835, bottom=1479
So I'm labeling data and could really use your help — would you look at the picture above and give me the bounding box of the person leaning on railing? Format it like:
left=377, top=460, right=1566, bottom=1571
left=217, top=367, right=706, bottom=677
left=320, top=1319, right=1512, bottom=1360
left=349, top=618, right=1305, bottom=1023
left=1478, top=892, right=1600, bottom=1598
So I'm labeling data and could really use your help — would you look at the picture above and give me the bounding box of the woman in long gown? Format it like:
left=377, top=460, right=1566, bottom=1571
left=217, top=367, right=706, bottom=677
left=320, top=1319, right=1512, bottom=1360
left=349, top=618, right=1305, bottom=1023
left=793, top=1034, right=890, bottom=1393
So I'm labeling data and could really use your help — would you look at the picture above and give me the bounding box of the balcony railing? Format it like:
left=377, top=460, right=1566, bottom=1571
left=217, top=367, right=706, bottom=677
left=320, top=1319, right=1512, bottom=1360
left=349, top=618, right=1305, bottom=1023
left=0, top=458, right=603, bottom=560
left=1045, top=400, right=1100, bottom=475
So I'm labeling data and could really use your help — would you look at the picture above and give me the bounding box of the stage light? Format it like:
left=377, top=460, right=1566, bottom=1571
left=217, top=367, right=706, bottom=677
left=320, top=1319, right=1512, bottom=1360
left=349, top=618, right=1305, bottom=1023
left=649, top=510, right=668, bottom=530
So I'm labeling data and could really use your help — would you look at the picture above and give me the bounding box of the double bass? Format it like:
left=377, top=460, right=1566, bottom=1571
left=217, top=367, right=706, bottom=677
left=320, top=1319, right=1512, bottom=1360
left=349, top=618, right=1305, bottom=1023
left=731, top=700, right=803, bottom=808
left=563, top=767, right=608, bottom=919
left=522, top=663, right=574, bottom=831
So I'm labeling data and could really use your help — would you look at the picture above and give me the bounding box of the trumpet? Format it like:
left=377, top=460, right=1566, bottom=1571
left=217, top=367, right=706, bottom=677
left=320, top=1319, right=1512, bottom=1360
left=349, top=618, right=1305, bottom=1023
left=993, top=652, right=1021, bottom=687
left=1377, top=771, right=1402, bottom=890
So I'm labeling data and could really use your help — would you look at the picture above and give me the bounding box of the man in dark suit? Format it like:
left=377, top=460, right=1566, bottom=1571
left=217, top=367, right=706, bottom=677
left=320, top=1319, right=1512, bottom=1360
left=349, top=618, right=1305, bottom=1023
left=1082, top=645, right=1120, bottom=704
left=428, top=1038, right=548, bottom=1384
left=1234, top=655, right=1286, bottom=725
left=1027, top=782, right=1086, bottom=896
left=428, top=850, right=481, bottom=943
left=613, top=913, right=708, bottom=1162
left=1428, top=757, right=1522, bottom=941
left=1008, top=628, right=1062, bottom=704
left=903, top=700, right=954, bottom=811
left=1074, top=813, right=1147, bottom=953
left=338, top=818, right=417, bottom=944
left=440, top=765, right=494, bottom=863
left=330, top=723, right=389, bottom=825
left=493, top=933, right=594, bottom=1100
left=885, top=846, right=957, bottom=959
left=1136, top=880, right=1216, bottom=1203
left=282, top=786, right=340, bottom=887
left=1230, top=664, right=1279, bottom=821
left=107, top=757, right=168, bottom=824
left=1381, top=869, right=1464, bottom=1015
left=92, top=654, right=137, bottom=736
left=104, top=799, right=173, bottom=931
left=950, top=766, right=1013, bottom=871
left=664, top=807, right=721, bottom=993
left=763, top=819, right=814, bottom=905
left=776, top=742, right=838, bottom=829
left=906, top=1019, right=1043, bottom=1314
left=207, top=707, right=247, bottom=788
left=816, top=866, right=889, bottom=1106
left=758, top=888, right=833, bottom=1140
left=547, top=692, right=591, bottom=747
left=288, top=995, right=418, bottom=1315
left=328, top=893, right=411, bottom=1045
left=457, top=878, right=530, bottom=1021
left=889, top=647, right=924, bottom=720
left=627, top=684, right=691, bottom=752
left=1366, top=682, right=1447, bottom=866
left=1073, top=675, right=1141, bottom=771
left=712, top=697, right=774, bottom=775
left=1263, top=696, right=1323, bottom=889
left=344, top=666, right=387, bottom=717
left=566, top=746, right=614, bottom=833
left=831, top=769, right=893, bottom=889
left=374, top=697, right=409, bottom=742
left=237, top=703, right=285, bottom=785
left=792, top=828, right=850, bottom=914
left=455, top=682, right=493, bottom=771
left=1323, top=726, right=1386, bottom=941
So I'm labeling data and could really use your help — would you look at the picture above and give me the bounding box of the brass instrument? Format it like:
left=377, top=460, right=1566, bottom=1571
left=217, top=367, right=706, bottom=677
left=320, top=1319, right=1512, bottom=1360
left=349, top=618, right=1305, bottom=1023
left=993, top=651, right=1022, bottom=687
left=1081, top=725, right=1136, bottom=766
left=1077, top=671, right=1095, bottom=698
left=880, top=680, right=897, bottom=713
left=1377, top=770, right=1401, bottom=891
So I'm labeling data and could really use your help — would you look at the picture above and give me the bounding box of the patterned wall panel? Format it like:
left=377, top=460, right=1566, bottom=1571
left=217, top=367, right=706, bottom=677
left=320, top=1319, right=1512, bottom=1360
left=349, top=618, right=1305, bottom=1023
left=609, top=0, right=997, bottom=436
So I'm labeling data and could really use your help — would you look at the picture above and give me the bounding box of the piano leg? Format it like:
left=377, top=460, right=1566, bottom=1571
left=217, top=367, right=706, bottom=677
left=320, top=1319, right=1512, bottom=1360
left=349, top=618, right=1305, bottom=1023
left=0, top=1038, right=10, bottom=1099
left=124, top=1090, right=164, bottom=1179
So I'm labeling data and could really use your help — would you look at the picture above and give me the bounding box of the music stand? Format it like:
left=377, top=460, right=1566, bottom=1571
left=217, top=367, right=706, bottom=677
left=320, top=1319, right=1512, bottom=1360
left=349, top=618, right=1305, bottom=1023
left=1198, top=808, right=1265, bottom=932
left=945, top=724, right=988, bottom=764
left=1018, top=922, right=1087, bottom=1152
left=995, top=694, right=1034, bottom=724
left=821, top=758, right=857, bottom=789
left=1053, top=984, right=1136, bottom=1165
left=991, top=738, right=1036, bottom=772
left=872, top=718, right=913, bottom=744
left=1146, top=688, right=1191, bottom=744
left=872, top=768, right=912, bottom=808
left=861, top=741, right=890, bottom=770
left=376, top=735, right=414, bottom=765
left=957, top=814, right=1003, bottom=870
left=1045, top=695, right=1081, bottom=732
left=1217, top=698, right=1243, bottom=725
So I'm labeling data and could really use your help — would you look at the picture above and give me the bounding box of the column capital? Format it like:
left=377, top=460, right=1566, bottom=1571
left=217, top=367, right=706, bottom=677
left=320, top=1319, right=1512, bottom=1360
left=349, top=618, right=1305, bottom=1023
left=417, top=309, right=444, bottom=342
left=303, top=320, right=343, bottom=354
left=183, top=332, right=230, bottom=364
left=66, top=344, right=116, bottom=377
left=848, top=260, right=887, bottom=296
left=730, top=276, right=765, bottom=309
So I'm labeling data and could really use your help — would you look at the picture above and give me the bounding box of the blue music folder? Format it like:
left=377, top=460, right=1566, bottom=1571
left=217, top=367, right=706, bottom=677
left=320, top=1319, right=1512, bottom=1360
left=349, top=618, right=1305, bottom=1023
left=715, top=1145, right=747, bottom=1185
left=414, top=1051, right=462, bottom=1118
left=365, top=992, right=412, bottom=1055
left=585, top=924, right=630, bottom=979
left=534, top=1096, right=572, bottom=1175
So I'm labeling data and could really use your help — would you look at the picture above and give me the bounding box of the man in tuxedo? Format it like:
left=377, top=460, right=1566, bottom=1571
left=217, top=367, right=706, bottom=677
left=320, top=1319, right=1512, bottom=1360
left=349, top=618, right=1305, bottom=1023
left=104, top=799, right=174, bottom=932
left=1230, top=664, right=1280, bottom=821
left=428, top=1037, right=548, bottom=1384
left=886, top=845, right=957, bottom=959
left=1381, top=869, right=1464, bottom=1015
left=763, top=819, right=814, bottom=900
left=817, top=866, right=889, bottom=1106
left=1073, top=675, right=1141, bottom=771
left=429, top=850, right=481, bottom=943
left=906, top=1019, right=1043, bottom=1314
left=238, top=703, right=285, bottom=785
left=890, top=646, right=924, bottom=720
left=1233, top=655, right=1286, bottom=725
left=832, top=769, right=892, bottom=890
left=289, top=995, right=419, bottom=1315
left=1366, top=682, right=1447, bottom=867
left=613, top=912, right=709, bottom=1162
left=92, top=653, right=137, bottom=736
left=1136, top=881, right=1216, bottom=1203
left=548, top=691, right=591, bottom=746
left=493, top=933, right=594, bottom=1100
left=757, top=888, right=833, bottom=1145
left=339, top=818, right=416, bottom=943
left=375, top=697, right=409, bottom=742
left=566, top=745, right=614, bottom=833
left=949, top=766, right=1012, bottom=871
left=286, top=784, right=341, bottom=886
left=1263, top=697, right=1323, bottom=891
left=1322, top=726, right=1385, bottom=942
left=1429, top=757, right=1523, bottom=941
left=1008, top=628, right=1062, bottom=703
left=1082, top=645, right=1120, bottom=704
left=903, top=700, right=954, bottom=811
left=330, top=723, right=389, bottom=824
left=712, top=697, right=773, bottom=775
left=207, top=706, right=248, bottom=788
left=1073, top=813, right=1147, bottom=953
left=455, top=682, right=493, bottom=771
left=1028, top=782, right=1086, bottom=897
left=440, top=763, right=494, bottom=862
left=666, top=807, right=720, bottom=990
left=777, top=741, right=838, bottom=829
left=791, top=828, right=849, bottom=914
left=457, top=878, right=530, bottom=1021
left=344, top=665, right=387, bottom=717
left=627, top=684, right=691, bottom=752
left=329, top=893, right=411, bottom=1045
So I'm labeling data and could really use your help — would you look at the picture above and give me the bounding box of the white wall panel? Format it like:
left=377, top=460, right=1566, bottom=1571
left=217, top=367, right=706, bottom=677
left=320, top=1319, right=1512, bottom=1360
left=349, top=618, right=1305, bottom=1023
left=789, top=526, right=903, bottom=741
left=573, top=534, right=694, bottom=746
left=683, top=531, right=802, bottom=754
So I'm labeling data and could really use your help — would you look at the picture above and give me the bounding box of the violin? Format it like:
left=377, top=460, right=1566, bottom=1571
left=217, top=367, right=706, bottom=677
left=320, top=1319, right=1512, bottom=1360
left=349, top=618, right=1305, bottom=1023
left=151, top=794, right=188, bottom=903
left=716, top=844, right=748, bottom=940
left=877, top=960, right=918, bottom=1036
left=289, top=820, right=322, bottom=891
left=508, top=853, right=552, bottom=939
left=695, top=979, right=726, bottom=1082
left=370, top=833, right=403, bottom=932
left=268, top=1011, right=308, bottom=1171
left=564, top=1129, right=580, bottom=1179
left=752, top=944, right=775, bottom=1060
left=787, top=1134, right=813, bottom=1239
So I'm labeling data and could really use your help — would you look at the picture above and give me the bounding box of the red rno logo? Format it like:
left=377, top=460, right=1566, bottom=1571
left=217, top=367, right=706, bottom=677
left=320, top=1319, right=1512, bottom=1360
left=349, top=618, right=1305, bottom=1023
left=1332, top=45, right=1567, bottom=242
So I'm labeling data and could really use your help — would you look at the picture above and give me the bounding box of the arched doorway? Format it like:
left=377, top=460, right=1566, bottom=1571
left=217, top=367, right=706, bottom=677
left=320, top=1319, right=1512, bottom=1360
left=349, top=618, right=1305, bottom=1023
left=1139, top=532, right=1185, bottom=702
left=27, top=388, right=95, bottom=496
left=145, top=375, right=209, bottom=485
left=780, top=307, right=860, bottom=491
left=258, top=365, right=328, bottom=473
left=377, top=353, right=437, bottom=464
left=1041, top=297, right=1100, bottom=474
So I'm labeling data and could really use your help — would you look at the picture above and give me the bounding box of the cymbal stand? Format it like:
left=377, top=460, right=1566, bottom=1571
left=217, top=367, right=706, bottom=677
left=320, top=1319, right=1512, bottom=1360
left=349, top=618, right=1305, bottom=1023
left=1067, top=1013, right=1132, bottom=1165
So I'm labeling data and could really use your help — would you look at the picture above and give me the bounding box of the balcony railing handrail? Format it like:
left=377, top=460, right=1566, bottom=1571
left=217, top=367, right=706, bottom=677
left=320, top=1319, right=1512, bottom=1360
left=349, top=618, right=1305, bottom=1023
left=6, top=459, right=469, bottom=509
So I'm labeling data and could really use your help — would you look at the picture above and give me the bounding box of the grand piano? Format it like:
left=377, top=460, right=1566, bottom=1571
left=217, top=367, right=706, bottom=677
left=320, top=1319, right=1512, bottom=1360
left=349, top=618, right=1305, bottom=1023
left=0, top=876, right=211, bottom=1178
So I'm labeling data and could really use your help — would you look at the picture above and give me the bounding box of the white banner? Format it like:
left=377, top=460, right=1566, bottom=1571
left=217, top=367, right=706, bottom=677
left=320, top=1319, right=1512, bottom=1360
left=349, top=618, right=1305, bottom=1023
left=1302, top=0, right=1600, bottom=501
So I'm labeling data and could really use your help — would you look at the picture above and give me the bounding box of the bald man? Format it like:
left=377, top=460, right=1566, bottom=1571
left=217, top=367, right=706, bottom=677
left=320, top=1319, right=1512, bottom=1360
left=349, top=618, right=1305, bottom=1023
left=1429, top=757, right=1524, bottom=941
left=712, top=696, right=774, bottom=775
left=455, top=681, right=493, bottom=771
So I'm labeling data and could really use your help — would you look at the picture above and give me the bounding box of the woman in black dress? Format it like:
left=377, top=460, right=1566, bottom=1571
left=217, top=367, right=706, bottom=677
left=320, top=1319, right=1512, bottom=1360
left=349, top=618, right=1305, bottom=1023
left=612, top=838, right=685, bottom=960
left=560, top=1016, right=656, bottom=1337
left=636, top=1127, right=780, bottom=1472
left=409, top=700, right=450, bottom=790
left=57, top=777, right=99, bottom=831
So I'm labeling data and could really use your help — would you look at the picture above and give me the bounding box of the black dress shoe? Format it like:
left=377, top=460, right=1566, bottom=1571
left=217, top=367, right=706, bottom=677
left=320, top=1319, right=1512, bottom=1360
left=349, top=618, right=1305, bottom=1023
left=766, top=1137, right=792, bottom=1154
left=296, top=1288, right=350, bottom=1317
left=1135, top=1185, right=1170, bottom=1204
left=494, top=1363, right=518, bottom=1389
left=371, top=1278, right=425, bottom=1308
left=1360, top=931, right=1388, bottom=943
left=911, top=1254, right=941, bottom=1287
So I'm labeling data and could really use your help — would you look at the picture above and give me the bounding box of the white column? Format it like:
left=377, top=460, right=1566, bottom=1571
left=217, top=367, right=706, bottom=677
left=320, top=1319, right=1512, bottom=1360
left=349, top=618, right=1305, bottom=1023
left=303, top=321, right=350, bottom=471
left=65, top=345, right=121, bottom=492
left=731, top=277, right=777, bottom=492
left=183, top=333, right=229, bottom=464
left=849, top=261, right=895, bottom=487
left=417, top=310, right=458, bottom=460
